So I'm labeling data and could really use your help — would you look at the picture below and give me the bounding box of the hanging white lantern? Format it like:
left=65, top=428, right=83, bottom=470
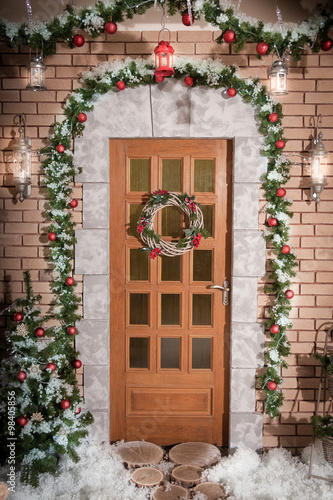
left=308, top=115, right=328, bottom=203
left=12, top=114, right=32, bottom=203
left=268, top=59, right=288, bottom=96
left=26, top=55, right=47, bottom=91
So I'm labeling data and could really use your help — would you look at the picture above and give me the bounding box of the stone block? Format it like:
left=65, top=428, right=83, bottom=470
left=231, top=322, right=265, bottom=368
left=232, top=231, right=266, bottom=277
left=229, top=412, right=263, bottom=450
left=76, top=320, right=109, bottom=365
left=84, top=365, right=109, bottom=411
left=83, top=183, right=109, bottom=229
left=83, top=275, right=109, bottom=320
left=75, top=229, right=108, bottom=275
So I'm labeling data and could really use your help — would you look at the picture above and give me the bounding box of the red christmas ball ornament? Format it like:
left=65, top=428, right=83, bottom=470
left=276, top=187, right=286, bottom=198
left=184, top=76, right=194, bottom=87
left=268, top=218, right=278, bottom=227
left=105, top=21, right=117, bottom=35
left=47, top=232, right=57, bottom=242
left=182, top=13, right=194, bottom=26
left=276, top=139, right=285, bottom=149
left=16, top=371, right=27, bottom=382
left=56, top=144, right=65, bottom=154
left=116, top=80, right=126, bottom=91
left=13, top=312, right=24, bottom=322
left=270, top=324, right=280, bottom=334
left=65, top=277, right=75, bottom=286
left=35, top=327, right=45, bottom=338
left=46, top=362, right=57, bottom=371
left=155, top=74, right=164, bottom=83
left=269, top=112, right=279, bottom=123
left=267, top=381, right=277, bottom=391
left=60, top=399, right=71, bottom=410
left=73, top=34, right=85, bottom=48
left=227, top=87, right=237, bottom=97
left=70, top=199, right=78, bottom=208
left=77, top=113, right=87, bottom=123
left=75, top=407, right=82, bottom=415
left=17, top=416, right=28, bottom=427
left=67, top=326, right=77, bottom=336
left=223, top=29, right=236, bottom=43
left=256, top=42, right=269, bottom=55
left=72, top=359, right=82, bottom=369
left=285, top=289, right=294, bottom=299
left=281, top=244, right=290, bottom=254
left=321, top=39, right=332, bottom=52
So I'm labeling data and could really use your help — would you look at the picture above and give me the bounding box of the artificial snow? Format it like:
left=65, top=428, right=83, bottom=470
left=2, top=440, right=333, bottom=500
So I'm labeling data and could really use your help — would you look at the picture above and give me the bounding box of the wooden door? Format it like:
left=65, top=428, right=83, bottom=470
left=110, top=139, right=231, bottom=446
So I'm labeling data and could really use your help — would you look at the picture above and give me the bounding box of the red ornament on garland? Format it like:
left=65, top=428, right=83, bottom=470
left=116, top=80, right=126, bottom=91
left=268, top=218, right=278, bottom=227
left=72, top=359, right=82, bottom=369
left=77, top=113, right=87, bottom=123
left=281, top=244, right=290, bottom=254
left=267, top=381, right=277, bottom=391
left=17, top=416, right=28, bottom=427
left=13, top=312, right=24, bottom=322
left=321, top=39, right=332, bottom=51
left=256, top=42, right=269, bottom=55
left=67, top=326, right=77, bottom=336
left=182, top=13, right=194, bottom=26
left=105, top=21, right=117, bottom=35
left=227, top=87, right=237, bottom=97
left=184, top=76, right=194, bottom=87
left=65, top=277, right=75, bottom=286
left=285, top=289, right=294, bottom=299
left=60, top=399, right=71, bottom=410
left=46, top=362, right=57, bottom=371
left=16, top=371, right=27, bottom=382
left=276, top=139, right=285, bottom=149
left=70, top=199, right=78, bottom=208
left=56, top=144, right=65, bottom=154
left=270, top=324, right=280, bottom=334
left=155, top=74, right=164, bottom=83
left=269, top=112, right=279, bottom=123
left=35, top=327, right=45, bottom=338
left=47, top=232, right=57, bottom=242
left=75, top=407, right=82, bottom=415
left=223, top=29, right=236, bottom=43
left=73, top=34, right=85, bottom=48
left=276, top=187, right=286, bottom=198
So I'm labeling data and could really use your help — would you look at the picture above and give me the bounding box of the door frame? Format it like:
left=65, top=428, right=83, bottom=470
left=74, top=80, right=266, bottom=451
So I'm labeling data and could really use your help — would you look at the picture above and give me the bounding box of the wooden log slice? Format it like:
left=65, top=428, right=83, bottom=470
left=152, top=484, right=190, bottom=500
left=193, top=482, right=227, bottom=500
left=117, top=441, right=163, bottom=467
left=169, top=442, right=220, bottom=467
left=131, top=467, right=164, bottom=487
left=171, top=464, right=203, bottom=487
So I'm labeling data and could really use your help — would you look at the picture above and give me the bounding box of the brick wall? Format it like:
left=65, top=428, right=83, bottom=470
left=0, top=30, right=332, bottom=452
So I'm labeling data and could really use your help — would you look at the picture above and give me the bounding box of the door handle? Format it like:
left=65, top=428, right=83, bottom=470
left=208, top=280, right=230, bottom=306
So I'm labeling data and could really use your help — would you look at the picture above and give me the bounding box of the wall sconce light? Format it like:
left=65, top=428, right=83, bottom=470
left=12, top=114, right=32, bottom=203
left=308, top=114, right=328, bottom=203
left=268, top=59, right=289, bottom=96
left=154, top=29, right=174, bottom=78
left=26, top=53, right=47, bottom=91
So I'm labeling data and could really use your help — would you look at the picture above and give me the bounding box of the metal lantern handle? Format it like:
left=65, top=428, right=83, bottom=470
left=13, top=114, right=27, bottom=141
left=158, top=28, right=171, bottom=44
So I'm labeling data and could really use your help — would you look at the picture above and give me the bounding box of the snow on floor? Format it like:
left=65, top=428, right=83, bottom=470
left=3, top=440, right=333, bottom=500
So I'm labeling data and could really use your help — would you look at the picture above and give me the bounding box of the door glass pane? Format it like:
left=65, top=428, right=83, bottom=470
left=193, top=250, right=212, bottom=282
left=130, top=158, right=150, bottom=192
left=192, top=338, right=211, bottom=369
left=162, top=159, right=182, bottom=191
left=130, top=338, right=149, bottom=368
left=130, top=249, right=148, bottom=281
left=161, top=255, right=181, bottom=281
left=161, top=294, right=180, bottom=325
left=192, top=294, right=212, bottom=326
left=129, top=204, right=145, bottom=236
left=161, top=338, right=180, bottom=369
left=161, top=206, right=182, bottom=237
left=200, top=205, right=213, bottom=236
left=130, top=293, right=149, bottom=325
left=194, top=159, right=214, bottom=192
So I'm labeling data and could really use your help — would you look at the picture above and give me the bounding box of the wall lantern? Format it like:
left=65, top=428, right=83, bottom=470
left=26, top=54, right=47, bottom=91
left=154, top=29, right=174, bottom=77
left=12, top=114, right=32, bottom=203
left=268, top=59, right=288, bottom=96
left=308, top=114, right=328, bottom=203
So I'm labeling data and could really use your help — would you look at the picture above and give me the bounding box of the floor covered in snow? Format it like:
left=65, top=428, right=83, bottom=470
left=3, top=440, right=333, bottom=500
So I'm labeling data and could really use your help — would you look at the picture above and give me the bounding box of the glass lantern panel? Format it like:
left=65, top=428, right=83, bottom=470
left=311, top=155, right=327, bottom=183
left=277, top=73, right=286, bottom=91
left=161, top=54, right=168, bottom=67
left=13, top=151, right=31, bottom=181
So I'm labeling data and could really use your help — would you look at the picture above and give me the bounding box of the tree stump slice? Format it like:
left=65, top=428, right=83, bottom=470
left=131, top=467, right=164, bottom=487
left=169, top=442, right=220, bottom=467
left=171, top=464, right=203, bottom=487
left=152, top=484, right=190, bottom=500
left=193, top=482, right=227, bottom=500
left=117, top=441, right=163, bottom=467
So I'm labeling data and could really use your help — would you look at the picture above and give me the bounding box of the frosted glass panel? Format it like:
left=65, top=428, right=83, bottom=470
left=161, top=255, right=181, bottom=281
left=162, top=159, right=182, bottom=191
left=130, top=249, right=148, bottom=281
left=161, top=206, right=182, bottom=237
left=161, top=294, right=180, bottom=325
left=192, top=338, right=211, bottom=369
left=194, top=159, right=214, bottom=192
left=192, top=294, right=212, bottom=326
left=130, top=293, right=149, bottom=325
left=130, top=158, right=150, bottom=192
left=200, top=205, right=213, bottom=236
left=161, top=338, right=180, bottom=369
left=130, top=338, right=149, bottom=368
left=129, top=204, right=145, bottom=237
left=193, top=250, right=212, bottom=282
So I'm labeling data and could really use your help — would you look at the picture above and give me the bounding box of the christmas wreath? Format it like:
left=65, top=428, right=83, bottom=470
left=137, top=190, right=210, bottom=258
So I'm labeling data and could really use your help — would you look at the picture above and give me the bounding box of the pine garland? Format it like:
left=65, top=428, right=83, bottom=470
left=0, top=1, right=332, bottom=59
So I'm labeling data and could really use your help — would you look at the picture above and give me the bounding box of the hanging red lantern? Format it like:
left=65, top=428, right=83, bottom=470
left=154, top=29, right=174, bottom=78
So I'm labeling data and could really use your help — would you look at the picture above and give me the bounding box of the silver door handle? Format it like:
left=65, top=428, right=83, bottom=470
left=208, top=280, right=230, bottom=306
